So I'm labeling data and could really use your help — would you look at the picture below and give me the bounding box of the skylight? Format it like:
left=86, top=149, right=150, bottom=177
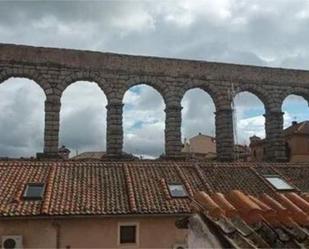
left=168, top=184, right=188, bottom=197
left=264, top=175, right=294, bottom=190
left=23, top=183, right=45, bottom=200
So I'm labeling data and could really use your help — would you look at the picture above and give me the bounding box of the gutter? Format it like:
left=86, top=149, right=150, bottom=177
left=52, top=221, right=60, bottom=249
left=0, top=212, right=191, bottom=221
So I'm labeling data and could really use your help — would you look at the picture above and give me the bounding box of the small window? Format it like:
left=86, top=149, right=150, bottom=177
left=168, top=184, right=188, bottom=197
left=23, top=183, right=45, bottom=200
left=120, top=225, right=136, bottom=244
left=264, top=175, right=294, bottom=190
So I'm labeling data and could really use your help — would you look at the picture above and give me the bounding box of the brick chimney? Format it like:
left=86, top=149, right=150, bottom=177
left=58, top=145, right=70, bottom=160
left=292, top=121, right=298, bottom=126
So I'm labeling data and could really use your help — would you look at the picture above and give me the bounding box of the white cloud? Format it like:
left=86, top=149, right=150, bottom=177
left=1, top=1, right=309, bottom=157
left=59, top=81, right=107, bottom=153
left=236, top=115, right=265, bottom=144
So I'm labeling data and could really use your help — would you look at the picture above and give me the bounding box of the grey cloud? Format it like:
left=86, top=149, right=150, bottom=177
left=234, top=92, right=266, bottom=109
left=1, top=1, right=309, bottom=157
left=59, top=82, right=107, bottom=153
left=181, top=89, right=216, bottom=140
left=59, top=105, right=106, bottom=153
left=0, top=79, right=45, bottom=157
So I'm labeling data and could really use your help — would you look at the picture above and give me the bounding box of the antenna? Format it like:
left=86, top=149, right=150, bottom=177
left=230, top=81, right=239, bottom=161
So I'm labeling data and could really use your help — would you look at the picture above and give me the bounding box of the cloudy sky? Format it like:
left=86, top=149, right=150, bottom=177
left=0, top=0, right=309, bottom=158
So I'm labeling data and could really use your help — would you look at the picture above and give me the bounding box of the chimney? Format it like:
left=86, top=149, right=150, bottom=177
left=58, top=145, right=71, bottom=160
left=292, top=121, right=298, bottom=126
left=249, top=135, right=261, bottom=144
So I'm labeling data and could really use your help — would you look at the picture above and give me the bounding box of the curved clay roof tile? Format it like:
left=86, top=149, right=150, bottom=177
left=194, top=191, right=223, bottom=219
left=228, top=190, right=262, bottom=214
left=275, top=193, right=308, bottom=225
left=212, top=192, right=238, bottom=218
left=248, top=195, right=275, bottom=217
left=285, top=192, right=309, bottom=214
left=260, top=193, right=286, bottom=212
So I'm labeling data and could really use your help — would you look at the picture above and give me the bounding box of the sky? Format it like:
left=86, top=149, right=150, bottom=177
left=0, top=0, right=309, bottom=158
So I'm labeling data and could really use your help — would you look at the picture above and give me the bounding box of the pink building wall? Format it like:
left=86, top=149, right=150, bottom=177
left=0, top=216, right=187, bottom=248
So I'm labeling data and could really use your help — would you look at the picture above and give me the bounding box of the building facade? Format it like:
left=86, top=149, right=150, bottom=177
left=182, top=133, right=250, bottom=161
left=1, top=217, right=186, bottom=248
left=250, top=121, right=309, bottom=162
left=1, top=160, right=308, bottom=248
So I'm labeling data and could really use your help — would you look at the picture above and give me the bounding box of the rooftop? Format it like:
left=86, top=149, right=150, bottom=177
left=191, top=189, right=309, bottom=248
left=0, top=160, right=308, bottom=218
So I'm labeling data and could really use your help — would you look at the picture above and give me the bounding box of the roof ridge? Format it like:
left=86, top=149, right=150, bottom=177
left=175, top=164, right=194, bottom=197
left=123, top=164, right=137, bottom=213
left=193, top=163, right=213, bottom=193
left=248, top=167, right=277, bottom=194
left=41, top=163, right=57, bottom=214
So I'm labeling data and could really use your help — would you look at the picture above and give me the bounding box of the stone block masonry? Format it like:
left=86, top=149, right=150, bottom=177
left=1, top=43, right=309, bottom=161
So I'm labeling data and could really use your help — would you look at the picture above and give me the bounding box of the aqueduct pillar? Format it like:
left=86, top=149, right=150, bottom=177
left=215, top=107, right=234, bottom=161
left=264, top=111, right=287, bottom=162
left=43, top=96, right=61, bottom=157
left=165, top=104, right=183, bottom=158
left=106, top=102, right=123, bottom=157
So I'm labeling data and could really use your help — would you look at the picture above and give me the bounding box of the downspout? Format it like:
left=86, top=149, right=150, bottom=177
left=52, top=221, right=60, bottom=249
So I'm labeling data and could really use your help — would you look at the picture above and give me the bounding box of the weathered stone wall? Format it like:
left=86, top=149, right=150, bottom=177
left=1, top=43, right=309, bottom=161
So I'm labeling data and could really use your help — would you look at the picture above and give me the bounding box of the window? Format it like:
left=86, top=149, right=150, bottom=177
left=119, top=223, right=138, bottom=245
left=168, top=184, right=188, bottom=197
left=264, top=175, right=294, bottom=190
left=23, top=183, right=45, bottom=200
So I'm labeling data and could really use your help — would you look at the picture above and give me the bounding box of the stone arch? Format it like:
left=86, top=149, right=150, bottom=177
left=180, top=87, right=217, bottom=139
left=179, top=81, right=221, bottom=110
left=279, top=87, right=309, bottom=110
left=120, top=76, right=168, bottom=105
left=58, top=71, right=112, bottom=102
left=59, top=79, right=108, bottom=155
left=234, top=85, right=271, bottom=112
left=122, top=80, right=166, bottom=158
left=0, top=73, right=46, bottom=157
left=0, top=68, right=52, bottom=97
left=232, top=89, right=267, bottom=155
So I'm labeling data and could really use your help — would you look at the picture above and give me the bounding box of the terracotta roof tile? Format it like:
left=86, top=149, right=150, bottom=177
left=0, top=160, right=308, bottom=217
left=192, top=189, right=309, bottom=248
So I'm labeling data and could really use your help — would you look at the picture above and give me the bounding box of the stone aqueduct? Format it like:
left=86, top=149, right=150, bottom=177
left=1, top=43, right=309, bottom=161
